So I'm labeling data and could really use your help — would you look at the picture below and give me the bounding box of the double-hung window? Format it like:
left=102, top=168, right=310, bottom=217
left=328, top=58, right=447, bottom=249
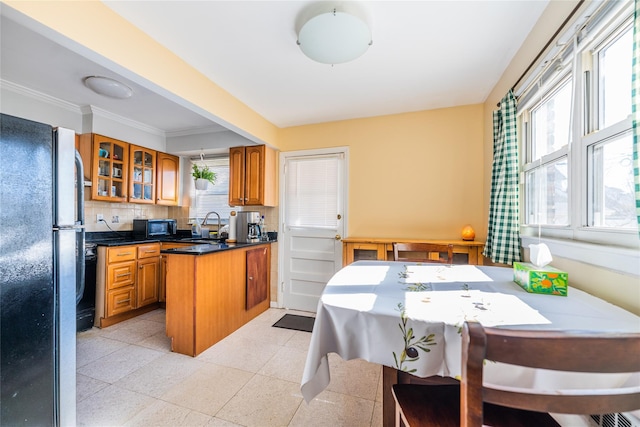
left=189, top=156, right=232, bottom=225
left=518, top=1, right=637, bottom=272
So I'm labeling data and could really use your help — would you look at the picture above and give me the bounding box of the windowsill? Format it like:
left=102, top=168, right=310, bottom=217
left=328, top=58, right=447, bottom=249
left=520, top=235, right=640, bottom=277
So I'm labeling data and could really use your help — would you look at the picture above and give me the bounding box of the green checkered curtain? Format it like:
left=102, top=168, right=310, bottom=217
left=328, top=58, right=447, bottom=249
left=634, top=0, right=640, bottom=237
left=483, top=90, right=522, bottom=264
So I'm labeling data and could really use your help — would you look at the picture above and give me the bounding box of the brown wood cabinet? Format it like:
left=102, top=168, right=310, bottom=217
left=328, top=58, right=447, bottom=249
left=129, top=144, right=156, bottom=204
left=79, top=133, right=180, bottom=205
left=246, top=246, right=269, bottom=310
left=80, top=133, right=130, bottom=202
left=156, top=152, right=180, bottom=205
left=228, top=145, right=277, bottom=207
left=159, top=242, right=194, bottom=303
left=165, top=243, right=271, bottom=357
left=96, top=243, right=161, bottom=328
left=342, top=238, right=485, bottom=266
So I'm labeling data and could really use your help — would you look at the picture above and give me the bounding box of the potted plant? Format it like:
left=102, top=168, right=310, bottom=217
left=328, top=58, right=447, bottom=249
left=192, top=164, right=216, bottom=190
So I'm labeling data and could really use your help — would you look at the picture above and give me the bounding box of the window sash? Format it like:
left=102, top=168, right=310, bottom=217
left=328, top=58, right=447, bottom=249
left=188, top=157, right=232, bottom=225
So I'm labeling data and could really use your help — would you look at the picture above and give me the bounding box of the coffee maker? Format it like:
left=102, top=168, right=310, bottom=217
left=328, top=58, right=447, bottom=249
left=236, top=211, right=261, bottom=243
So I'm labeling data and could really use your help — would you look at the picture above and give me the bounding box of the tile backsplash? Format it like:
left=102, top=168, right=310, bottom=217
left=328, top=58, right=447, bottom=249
left=85, top=201, right=278, bottom=234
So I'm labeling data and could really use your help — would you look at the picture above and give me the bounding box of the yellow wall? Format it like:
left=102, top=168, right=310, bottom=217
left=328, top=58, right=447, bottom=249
left=279, top=105, right=485, bottom=239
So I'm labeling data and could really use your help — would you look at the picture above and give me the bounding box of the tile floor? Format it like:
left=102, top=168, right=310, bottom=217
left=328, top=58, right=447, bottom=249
left=76, top=308, right=384, bottom=426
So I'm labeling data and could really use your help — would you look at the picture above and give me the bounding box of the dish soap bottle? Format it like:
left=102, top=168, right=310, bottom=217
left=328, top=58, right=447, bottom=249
left=191, top=221, right=202, bottom=238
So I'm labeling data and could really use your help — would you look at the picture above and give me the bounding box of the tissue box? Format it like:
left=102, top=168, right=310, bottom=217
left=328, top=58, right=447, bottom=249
left=513, top=262, right=568, bottom=296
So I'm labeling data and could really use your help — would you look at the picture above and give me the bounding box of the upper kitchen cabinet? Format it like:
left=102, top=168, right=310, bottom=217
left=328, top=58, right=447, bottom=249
left=80, top=133, right=181, bottom=205
left=129, top=144, right=156, bottom=204
left=156, top=152, right=179, bottom=206
left=82, top=134, right=130, bottom=202
left=229, top=145, right=277, bottom=207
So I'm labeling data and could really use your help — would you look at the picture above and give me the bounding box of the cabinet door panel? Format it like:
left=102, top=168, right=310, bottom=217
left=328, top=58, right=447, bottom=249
left=228, top=146, right=246, bottom=206
left=137, top=257, right=160, bottom=307
left=246, top=246, right=268, bottom=310
left=244, top=145, right=265, bottom=205
left=90, top=134, right=129, bottom=201
left=129, top=144, right=156, bottom=204
left=156, top=152, right=179, bottom=205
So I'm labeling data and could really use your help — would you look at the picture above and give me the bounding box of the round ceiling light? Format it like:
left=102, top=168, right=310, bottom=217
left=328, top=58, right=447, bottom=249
left=84, top=76, right=133, bottom=99
left=297, top=8, right=372, bottom=65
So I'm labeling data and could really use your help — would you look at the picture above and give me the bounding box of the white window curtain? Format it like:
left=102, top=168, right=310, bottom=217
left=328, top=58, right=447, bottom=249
left=285, top=154, right=339, bottom=228
left=189, top=156, right=232, bottom=225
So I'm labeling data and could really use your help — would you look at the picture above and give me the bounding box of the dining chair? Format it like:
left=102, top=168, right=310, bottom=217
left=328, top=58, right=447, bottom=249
left=392, top=321, right=640, bottom=427
left=393, top=242, right=454, bottom=264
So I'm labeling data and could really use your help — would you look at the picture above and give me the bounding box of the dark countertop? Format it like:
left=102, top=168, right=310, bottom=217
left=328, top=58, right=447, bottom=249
left=86, top=231, right=275, bottom=255
left=161, top=240, right=272, bottom=255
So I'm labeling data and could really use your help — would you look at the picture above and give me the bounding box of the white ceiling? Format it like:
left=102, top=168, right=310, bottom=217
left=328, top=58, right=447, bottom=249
left=1, top=1, right=549, bottom=136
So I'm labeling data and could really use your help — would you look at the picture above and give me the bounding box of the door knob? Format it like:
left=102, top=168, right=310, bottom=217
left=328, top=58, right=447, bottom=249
left=335, top=235, right=341, bottom=240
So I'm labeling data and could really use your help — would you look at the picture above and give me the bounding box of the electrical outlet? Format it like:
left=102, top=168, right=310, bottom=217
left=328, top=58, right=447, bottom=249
left=96, top=214, right=104, bottom=222
left=112, top=216, right=119, bottom=223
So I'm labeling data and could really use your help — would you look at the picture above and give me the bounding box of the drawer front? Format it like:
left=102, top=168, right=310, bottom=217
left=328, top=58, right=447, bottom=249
left=107, top=260, right=136, bottom=289
left=107, top=287, right=135, bottom=317
left=137, top=243, right=160, bottom=259
left=108, top=246, right=136, bottom=263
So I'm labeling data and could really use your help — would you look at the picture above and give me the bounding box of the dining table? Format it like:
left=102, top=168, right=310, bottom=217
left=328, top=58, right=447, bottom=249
left=300, top=261, right=640, bottom=427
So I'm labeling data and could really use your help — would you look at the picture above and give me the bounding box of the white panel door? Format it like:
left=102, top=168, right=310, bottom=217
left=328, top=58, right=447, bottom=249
left=279, top=148, right=348, bottom=312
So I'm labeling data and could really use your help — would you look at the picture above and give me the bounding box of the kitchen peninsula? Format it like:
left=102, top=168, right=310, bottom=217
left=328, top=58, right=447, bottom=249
left=163, top=241, right=272, bottom=357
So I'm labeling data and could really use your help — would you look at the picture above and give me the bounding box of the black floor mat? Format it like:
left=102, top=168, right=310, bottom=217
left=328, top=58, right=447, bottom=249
left=272, top=314, right=315, bottom=332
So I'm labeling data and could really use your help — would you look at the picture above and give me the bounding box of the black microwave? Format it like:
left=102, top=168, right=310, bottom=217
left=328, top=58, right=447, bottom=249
left=133, top=219, right=177, bottom=239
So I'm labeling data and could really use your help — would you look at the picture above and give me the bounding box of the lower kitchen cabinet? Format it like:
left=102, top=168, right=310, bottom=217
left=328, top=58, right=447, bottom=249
left=165, top=243, right=271, bottom=357
left=96, top=243, right=161, bottom=328
left=246, top=246, right=269, bottom=310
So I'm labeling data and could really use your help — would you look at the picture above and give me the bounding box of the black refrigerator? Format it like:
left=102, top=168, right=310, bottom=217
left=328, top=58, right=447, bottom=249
left=0, top=113, right=83, bottom=426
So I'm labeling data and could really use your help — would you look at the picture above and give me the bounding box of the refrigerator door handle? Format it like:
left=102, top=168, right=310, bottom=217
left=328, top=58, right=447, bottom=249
left=75, top=149, right=85, bottom=305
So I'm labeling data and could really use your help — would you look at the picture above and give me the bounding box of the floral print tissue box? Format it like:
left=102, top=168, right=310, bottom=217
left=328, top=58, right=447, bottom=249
left=513, top=262, right=568, bottom=296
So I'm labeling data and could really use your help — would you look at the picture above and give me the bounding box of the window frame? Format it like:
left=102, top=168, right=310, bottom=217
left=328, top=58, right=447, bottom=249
left=517, top=1, right=638, bottom=275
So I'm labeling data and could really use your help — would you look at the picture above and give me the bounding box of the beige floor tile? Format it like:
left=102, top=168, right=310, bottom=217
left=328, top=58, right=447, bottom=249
left=215, top=374, right=303, bottom=427
left=136, top=308, right=167, bottom=323
left=115, top=352, right=208, bottom=398
left=161, top=363, right=254, bottom=416
left=283, top=330, right=312, bottom=350
left=196, top=334, right=283, bottom=373
left=98, top=319, right=166, bottom=344
left=258, top=345, right=308, bottom=384
left=76, top=334, right=129, bottom=368
left=124, top=400, right=212, bottom=426
left=77, top=344, right=165, bottom=384
left=137, top=329, right=172, bottom=352
left=233, top=317, right=298, bottom=346
left=371, top=400, right=384, bottom=427
left=76, top=384, right=154, bottom=426
left=325, top=354, right=381, bottom=401
left=76, top=373, right=109, bottom=402
left=205, top=418, right=244, bottom=427
left=290, top=388, right=375, bottom=427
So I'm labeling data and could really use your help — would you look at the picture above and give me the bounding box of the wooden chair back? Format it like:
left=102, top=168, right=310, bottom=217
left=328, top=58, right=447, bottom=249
left=393, top=242, right=454, bottom=264
left=461, top=321, right=640, bottom=426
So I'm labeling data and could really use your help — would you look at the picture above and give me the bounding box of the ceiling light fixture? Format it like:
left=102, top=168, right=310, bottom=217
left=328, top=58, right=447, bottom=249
left=84, top=76, right=133, bottom=99
left=296, top=6, right=372, bottom=65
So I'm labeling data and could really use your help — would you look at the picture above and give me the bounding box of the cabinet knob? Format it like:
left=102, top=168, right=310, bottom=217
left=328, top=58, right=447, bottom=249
left=248, top=276, right=253, bottom=280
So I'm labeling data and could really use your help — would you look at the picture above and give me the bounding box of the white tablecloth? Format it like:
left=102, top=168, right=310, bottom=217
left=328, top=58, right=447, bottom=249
left=301, top=261, right=640, bottom=402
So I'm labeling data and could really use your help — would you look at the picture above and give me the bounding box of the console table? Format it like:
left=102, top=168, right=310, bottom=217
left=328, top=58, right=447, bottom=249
left=342, top=237, right=485, bottom=266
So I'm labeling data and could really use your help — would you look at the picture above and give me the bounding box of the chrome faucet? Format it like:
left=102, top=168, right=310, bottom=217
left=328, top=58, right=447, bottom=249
left=202, top=211, right=221, bottom=238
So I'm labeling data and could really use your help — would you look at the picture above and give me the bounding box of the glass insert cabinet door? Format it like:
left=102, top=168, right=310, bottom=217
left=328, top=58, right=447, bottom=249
left=130, top=145, right=156, bottom=204
left=92, top=135, right=129, bottom=201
